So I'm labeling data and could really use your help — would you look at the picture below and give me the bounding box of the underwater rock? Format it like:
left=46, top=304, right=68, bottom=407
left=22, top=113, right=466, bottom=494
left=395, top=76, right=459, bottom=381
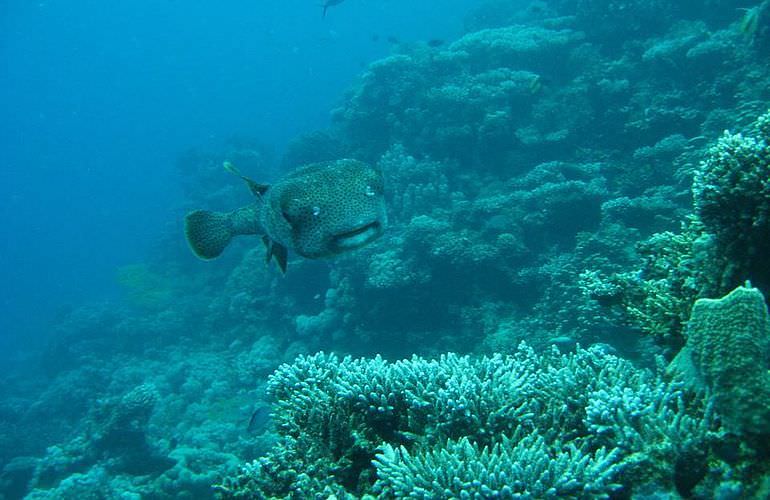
left=0, top=456, right=38, bottom=499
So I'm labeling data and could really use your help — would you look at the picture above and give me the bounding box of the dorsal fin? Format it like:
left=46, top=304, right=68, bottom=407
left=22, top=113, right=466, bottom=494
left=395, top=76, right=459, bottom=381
left=223, top=161, right=270, bottom=197
left=262, top=236, right=288, bottom=274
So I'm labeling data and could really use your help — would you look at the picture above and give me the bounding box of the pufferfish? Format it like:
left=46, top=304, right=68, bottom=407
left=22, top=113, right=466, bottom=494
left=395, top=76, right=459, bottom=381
left=184, top=159, right=387, bottom=273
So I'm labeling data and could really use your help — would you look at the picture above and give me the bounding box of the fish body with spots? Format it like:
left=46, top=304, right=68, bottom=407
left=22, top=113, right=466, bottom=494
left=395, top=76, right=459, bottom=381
left=184, top=159, right=387, bottom=272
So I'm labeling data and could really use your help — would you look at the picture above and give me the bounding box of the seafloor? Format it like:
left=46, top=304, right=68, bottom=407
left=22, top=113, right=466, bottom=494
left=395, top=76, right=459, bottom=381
left=3, top=0, right=770, bottom=498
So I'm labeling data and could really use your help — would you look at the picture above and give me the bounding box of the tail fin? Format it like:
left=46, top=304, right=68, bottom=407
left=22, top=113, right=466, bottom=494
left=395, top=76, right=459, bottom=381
left=184, top=210, right=233, bottom=260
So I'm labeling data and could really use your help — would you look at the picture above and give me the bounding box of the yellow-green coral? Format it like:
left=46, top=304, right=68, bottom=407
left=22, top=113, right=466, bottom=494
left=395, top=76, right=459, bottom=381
left=581, top=219, right=725, bottom=350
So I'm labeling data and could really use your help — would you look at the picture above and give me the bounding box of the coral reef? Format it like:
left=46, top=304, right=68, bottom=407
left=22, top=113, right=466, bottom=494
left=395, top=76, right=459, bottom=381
left=585, top=110, right=770, bottom=348
left=581, top=220, right=723, bottom=352
left=334, top=23, right=587, bottom=167
left=215, top=344, right=711, bottom=498
left=7, top=1, right=770, bottom=498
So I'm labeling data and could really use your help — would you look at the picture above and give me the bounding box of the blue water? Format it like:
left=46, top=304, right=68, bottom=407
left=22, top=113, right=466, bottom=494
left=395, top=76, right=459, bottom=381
left=0, top=0, right=478, bottom=354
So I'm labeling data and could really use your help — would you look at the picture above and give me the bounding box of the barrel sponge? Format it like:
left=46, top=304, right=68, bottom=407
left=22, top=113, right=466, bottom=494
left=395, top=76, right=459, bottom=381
left=684, top=285, right=770, bottom=435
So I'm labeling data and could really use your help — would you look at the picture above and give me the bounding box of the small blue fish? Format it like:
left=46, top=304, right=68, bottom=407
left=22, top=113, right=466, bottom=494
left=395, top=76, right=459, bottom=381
left=248, top=405, right=271, bottom=433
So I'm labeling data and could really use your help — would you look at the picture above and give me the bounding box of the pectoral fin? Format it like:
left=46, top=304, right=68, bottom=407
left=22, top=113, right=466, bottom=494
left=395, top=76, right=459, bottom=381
left=224, top=161, right=270, bottom=197
left=262, top=236, right=288, bottom=274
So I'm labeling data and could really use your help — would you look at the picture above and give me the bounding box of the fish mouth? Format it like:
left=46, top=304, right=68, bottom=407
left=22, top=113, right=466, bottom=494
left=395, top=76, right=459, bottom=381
left=333, top=221, right=382, bottom=250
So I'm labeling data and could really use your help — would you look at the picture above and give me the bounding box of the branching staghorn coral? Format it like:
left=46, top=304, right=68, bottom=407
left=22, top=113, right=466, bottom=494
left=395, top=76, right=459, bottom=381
left=214, top=344, right=710, bottom=498
left=373, top=430, right=622, bottom=498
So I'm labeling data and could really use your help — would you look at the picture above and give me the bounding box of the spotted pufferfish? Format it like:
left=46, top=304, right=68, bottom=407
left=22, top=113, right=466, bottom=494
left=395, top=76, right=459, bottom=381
left=184, top=159, right=387, bottom=273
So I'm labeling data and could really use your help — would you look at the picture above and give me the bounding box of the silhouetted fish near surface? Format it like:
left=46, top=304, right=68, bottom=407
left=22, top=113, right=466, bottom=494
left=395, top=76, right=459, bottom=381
left=322, top=0, right=345, bottom=17
left=184, top=159, right=387, bottom=273
left=427, top=39, right=445, bottom=47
